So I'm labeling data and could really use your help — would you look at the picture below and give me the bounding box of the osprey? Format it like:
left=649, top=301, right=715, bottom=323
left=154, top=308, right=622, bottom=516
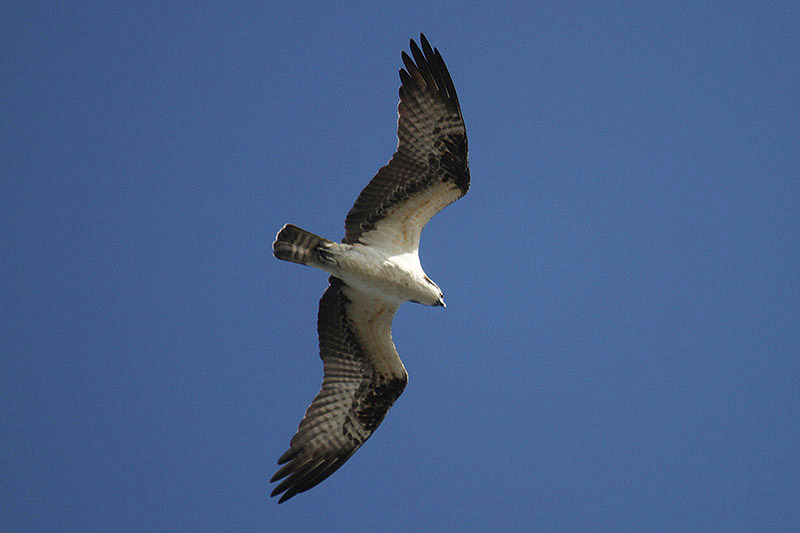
left=270, top=34, right=469, bottom=503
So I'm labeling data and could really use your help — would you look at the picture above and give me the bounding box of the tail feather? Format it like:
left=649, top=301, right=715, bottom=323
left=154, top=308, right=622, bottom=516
left=273, top=224, right=333, bottom=265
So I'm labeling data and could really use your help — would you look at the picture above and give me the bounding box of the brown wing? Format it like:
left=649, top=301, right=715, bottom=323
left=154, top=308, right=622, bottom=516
left=270, top=278, right=407, bottom=503
left=344, top=34, right=469, bottom=253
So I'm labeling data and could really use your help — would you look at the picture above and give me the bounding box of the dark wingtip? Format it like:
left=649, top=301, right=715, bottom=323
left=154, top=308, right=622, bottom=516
left=419, top=33, right=434, bottom=58
left=399, top=34, right=460, bottom=110
left=273, top=484, right=295, bottom=503
left=416, top=33, right=431, bottom=53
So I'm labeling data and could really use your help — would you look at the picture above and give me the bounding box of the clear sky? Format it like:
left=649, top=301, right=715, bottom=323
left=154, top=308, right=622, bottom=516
left=3, top=1, right=799, bottom=531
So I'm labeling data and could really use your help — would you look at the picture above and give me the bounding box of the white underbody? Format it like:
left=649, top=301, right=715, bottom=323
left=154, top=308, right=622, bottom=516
left=316, top=242, right=443, bottom=307
left=317, top=179, right=461, bottom=307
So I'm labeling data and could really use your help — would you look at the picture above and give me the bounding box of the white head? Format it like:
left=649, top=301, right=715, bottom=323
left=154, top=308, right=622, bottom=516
left=424, top=276, right=445, bottom=308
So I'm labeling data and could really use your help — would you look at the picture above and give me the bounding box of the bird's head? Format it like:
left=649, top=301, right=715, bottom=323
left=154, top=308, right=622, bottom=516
left=421, top=275, right=446, bottom=308
left=436, top=292, right=446, bottom=308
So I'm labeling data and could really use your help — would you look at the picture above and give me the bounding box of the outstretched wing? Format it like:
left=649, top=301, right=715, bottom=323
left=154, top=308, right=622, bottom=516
left=270, top=278, right=408, bottom=503
left=344, top=34, right=470, bottom=253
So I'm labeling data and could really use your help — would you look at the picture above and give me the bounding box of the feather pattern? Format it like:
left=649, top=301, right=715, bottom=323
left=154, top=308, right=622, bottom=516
left=270, top=278, right=407, bottom=503
left=344, top=34, right=469, bottom=253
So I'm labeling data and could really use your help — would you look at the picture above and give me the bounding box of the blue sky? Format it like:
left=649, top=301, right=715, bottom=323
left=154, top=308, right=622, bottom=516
left=3, top=1, right=799, bottom=531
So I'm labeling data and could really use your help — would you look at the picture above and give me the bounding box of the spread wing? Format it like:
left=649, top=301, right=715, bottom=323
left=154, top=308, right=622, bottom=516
left=344, top=34, right=470, bottom=253
left=270, top=278, right=408, bottom=503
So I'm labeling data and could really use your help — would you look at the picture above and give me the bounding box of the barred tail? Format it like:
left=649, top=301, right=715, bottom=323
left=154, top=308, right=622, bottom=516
left=273, top=224, right=334, bottom=265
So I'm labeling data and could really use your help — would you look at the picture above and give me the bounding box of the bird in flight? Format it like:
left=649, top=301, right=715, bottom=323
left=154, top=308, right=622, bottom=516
left=270, top=34, right=470, bottom=503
